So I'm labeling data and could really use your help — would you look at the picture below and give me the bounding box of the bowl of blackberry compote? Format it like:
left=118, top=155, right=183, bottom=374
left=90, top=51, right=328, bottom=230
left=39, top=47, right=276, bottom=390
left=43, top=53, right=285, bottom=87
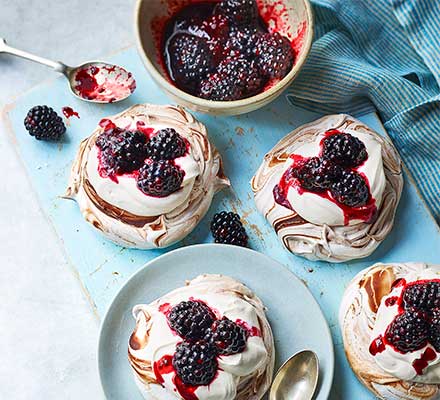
left=135, top=0, right=313, bottom=115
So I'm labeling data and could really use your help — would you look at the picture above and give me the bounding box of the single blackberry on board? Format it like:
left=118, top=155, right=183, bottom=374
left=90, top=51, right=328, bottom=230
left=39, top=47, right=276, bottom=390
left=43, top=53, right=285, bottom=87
left=24, top=105, right=66, bottom=141
left=146, top=128, right=186, bottom=161
left=136, top=160, right=184, bottom=197
left=205, top=317, right=248, bottom=355
left=429, top=309, right=440, bottom=352
left=215, top=0, right=259, bottom=28
left=403, top=282, right=440, bottom=312
left=167, top=300, right=216, bottom=340
left=290, top=157, right=342, bottom=192
left=385, top=310, right=429, bottom=353
left=167, top=33, right=213, bottom=94
left=330, top=170, right=370, bottom=207
left=96, top=128, right=148, bottom=175
left=255, top=32, right=294, bottom=79
left=173, top=340, right=218, bottom=386
left=322, top=132, right=368, bottom=168
left=210, top=211, right=248, bottom=247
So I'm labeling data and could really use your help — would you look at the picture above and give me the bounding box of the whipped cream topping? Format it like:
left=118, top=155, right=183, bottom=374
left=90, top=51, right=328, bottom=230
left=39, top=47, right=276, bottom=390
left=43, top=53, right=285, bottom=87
left=128, top=275, right=274, bottom=400
left=86, top=118, right=200, bottom=216
left=66, top=104, right=229, bottom=249
left=252, top=114, right=403, bottom=262
left=280, top=128, right=386, bottom=226
left=371, top=266, right=440, bottom=383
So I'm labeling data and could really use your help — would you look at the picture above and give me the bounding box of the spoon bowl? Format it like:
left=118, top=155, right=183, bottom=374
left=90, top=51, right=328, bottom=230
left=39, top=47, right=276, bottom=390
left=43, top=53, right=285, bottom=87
left=68, top=61, right=136, bottom=103
left=270, top=350, right=319, bottom=400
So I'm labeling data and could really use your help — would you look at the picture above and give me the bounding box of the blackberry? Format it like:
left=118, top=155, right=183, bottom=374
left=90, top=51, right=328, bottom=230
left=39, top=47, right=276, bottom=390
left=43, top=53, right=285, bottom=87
left=256, top=32, right=294, bottom=79
left=429, top=309, right=440, bottom=352
left=199, top=57, right=266, bottom=101
left=322, top=132, right=368, bottom=168
left=330, top=170, right=370, bottom=207
left=385, top=310, right=429, bottom=353
left=136, top=160, right=184, bottom=197
left=24, top=105, right=66, bottom=141
left=215, top=0, right=258, bottom=28
left=290, top=157, right=342, bottom=192
left=96, top=128, right=148, bottom=175
left=205, top=317, right=248, bottom=355
left=167, top=300, right=216, bottom=340
left=210, top=211, right=248, bottom=247
left=226, top=27, right=262, bottom=59
left=146, top=128, right=186, bottom=161
left=199, top=73, right=243, bottom=101
left=403, top=282, right=440, bottom=312
left=173, top=340, right=217, bottom=386
left=167, top=33, right=213, bottom=94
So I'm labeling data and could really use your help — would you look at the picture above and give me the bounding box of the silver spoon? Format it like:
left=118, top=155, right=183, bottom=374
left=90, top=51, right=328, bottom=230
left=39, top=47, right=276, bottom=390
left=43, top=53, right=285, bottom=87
left=270, top=350, right=319, bottom=400
left=0, top=38, right=136, bottom=104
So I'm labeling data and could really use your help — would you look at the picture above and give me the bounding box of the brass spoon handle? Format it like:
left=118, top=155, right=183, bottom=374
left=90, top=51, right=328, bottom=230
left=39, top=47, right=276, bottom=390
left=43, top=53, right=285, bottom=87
left=0, top=38, right=71, bottom=76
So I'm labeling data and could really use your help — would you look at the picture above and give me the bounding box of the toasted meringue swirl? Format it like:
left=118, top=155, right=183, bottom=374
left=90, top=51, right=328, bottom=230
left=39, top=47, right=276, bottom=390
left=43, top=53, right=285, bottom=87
left=251, top=114, right=403, bottom=262
left=340, top=263, right=440, bottom=400
left=66, top=104, right=229, bottom=249
left=128, top=274, right=275, bottom=400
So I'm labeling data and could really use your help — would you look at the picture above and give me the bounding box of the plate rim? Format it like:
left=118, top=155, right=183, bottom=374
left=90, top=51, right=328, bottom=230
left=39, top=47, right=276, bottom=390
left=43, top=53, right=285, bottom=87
left=97, top=243, right=335, bottom=399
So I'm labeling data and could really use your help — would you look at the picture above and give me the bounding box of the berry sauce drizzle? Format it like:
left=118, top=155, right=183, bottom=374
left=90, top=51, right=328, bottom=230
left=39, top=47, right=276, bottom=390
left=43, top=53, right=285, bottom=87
left=369, top=335, right=386, bottom=355
left=413, top=348, right=437, bottom=375
left=369, top=278, right=440, bottom=375
left=274, top=147, right=377, bottom=226
left=62, top=106, right=80, bottom=119
left=236, top=319, right=262, bottom=337
left=153, top=355, right=199, bottom=400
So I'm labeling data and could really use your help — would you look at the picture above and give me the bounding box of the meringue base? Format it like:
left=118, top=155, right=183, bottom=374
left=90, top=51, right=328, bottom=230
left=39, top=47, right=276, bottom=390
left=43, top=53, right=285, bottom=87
left=339, top=263, right=440, bottom=400
left=65, top=104, right=229, bottom=249
left=251, top=114, right=404, bottom=262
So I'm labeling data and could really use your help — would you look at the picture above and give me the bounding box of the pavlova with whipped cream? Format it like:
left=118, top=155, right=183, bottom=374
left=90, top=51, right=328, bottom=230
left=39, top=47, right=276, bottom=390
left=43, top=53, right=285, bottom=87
left=66, top=104, right=229, bottom=248
left=340, top=262, right=440, bottom=400
left=251, top=114, right=403, bottom=262
left=128, top=274, right=274, bottom=400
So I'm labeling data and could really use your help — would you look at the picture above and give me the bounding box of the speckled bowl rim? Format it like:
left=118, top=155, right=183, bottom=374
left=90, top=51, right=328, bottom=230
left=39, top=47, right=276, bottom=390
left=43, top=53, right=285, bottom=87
left=133, top=0, right=314, bottom=112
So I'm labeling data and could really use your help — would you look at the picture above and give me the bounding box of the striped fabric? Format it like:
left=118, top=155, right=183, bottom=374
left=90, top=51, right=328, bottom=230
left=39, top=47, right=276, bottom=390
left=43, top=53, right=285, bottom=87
left=286, top=0, right=440, bottom=222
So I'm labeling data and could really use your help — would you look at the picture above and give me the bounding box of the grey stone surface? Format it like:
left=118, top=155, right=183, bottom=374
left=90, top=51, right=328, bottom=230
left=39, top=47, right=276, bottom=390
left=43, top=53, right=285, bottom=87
left=0, top=0, right=135, bottom=398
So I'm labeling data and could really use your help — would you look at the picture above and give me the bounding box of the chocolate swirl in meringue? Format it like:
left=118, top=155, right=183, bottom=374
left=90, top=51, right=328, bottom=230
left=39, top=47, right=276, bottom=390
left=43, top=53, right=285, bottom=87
left=128, top=274, right=275, bottom=400
left=66, top=104, right=229, bottom=248
left=340, top=263, right=440, bottom=400
left=251, top=114, right=403, bottom=263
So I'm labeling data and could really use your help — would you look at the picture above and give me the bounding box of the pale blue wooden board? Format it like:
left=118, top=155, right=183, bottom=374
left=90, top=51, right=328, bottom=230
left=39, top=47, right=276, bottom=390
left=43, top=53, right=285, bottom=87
left=4, top=46, right=440, bottom=399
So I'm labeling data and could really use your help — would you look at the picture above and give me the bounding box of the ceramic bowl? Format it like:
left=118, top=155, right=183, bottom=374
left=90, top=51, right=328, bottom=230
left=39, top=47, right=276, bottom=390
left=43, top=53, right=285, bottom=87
left=134, top=0, right=314, bottom=115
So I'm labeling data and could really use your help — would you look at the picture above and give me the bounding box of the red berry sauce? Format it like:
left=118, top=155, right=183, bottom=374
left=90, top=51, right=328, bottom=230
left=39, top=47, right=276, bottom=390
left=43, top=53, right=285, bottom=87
left=73, top=64, right=136, bottom=103
left=62, top=106, right=80, bottom=119
left=413, top=347, right=437, bottom=375
left=369, top=335, right=386, bottom=355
